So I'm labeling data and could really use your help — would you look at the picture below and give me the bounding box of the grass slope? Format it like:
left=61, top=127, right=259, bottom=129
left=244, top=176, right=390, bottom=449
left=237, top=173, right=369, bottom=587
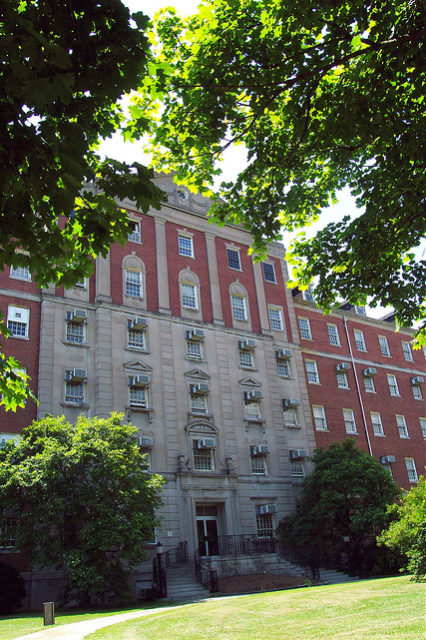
left=87, top=576, right=425, bottom=640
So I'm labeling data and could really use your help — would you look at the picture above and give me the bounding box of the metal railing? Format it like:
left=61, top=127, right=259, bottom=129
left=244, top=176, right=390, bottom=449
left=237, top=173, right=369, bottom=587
left=163, top=541, right=188, bottom=567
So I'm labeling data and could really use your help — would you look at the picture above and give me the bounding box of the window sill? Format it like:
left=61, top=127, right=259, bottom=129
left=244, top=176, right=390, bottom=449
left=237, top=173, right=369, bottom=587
left=126, top=346, right=149, bottom=354
left=285, top=423, right=302, bottom=430
left=60, top=402, right=89, bottom=409
left=124, top=294, right=144, bottom=302
left=373, top=433, right=385, bottom=437
left=63, top=340, right=89, bottom=348
left=9, top=335, right=29, bottom=340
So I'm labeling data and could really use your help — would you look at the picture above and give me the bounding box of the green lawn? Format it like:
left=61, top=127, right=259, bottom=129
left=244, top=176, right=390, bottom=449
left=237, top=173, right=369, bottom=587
left=0, top=607, right=150, bottom=640
left=87, top=576, right=425, bottom=640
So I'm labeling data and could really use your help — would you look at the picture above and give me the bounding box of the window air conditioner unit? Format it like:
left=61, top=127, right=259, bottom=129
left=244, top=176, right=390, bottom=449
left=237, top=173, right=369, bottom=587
left=276, top=349, right=292, bottom=360
left=251, top=444, right=269, bottom=456
left=129, top=374, right=150, bottom=387
left=244, top=389, right=262, bottom=402
left=190, top=383, right=209, bottom=395
left=335, top=362, right=350, bottom=372
left=186, top=329, right=204, bottom=341
left=258, top=504, right=277, bottom=515
left=238, top=339, right=256, bottom=351
left=64, top=368, right=87, bottom=382
left=380, top=455, right=396, bottom=465
left=411, top=376, right=424, bottom=386
left=194, top=438, right=216, bottom=449
left=290, top=449, right=307, bottom=460
left=139, top=437, right=153, bottom=448
left=282, top=398, right=300, bottom=409
left=128, top=317, right=147, bottom=331
left=363, top=367, right=377, bottom=377
left=66, top=308, right=87, bottom=323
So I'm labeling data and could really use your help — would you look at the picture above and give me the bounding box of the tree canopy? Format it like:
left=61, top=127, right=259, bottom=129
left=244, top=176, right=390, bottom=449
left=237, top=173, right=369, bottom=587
left=139, top=0, right=426, bottom=342
left=378, top=475, right=426, bottom=581
left=0, top=414, right=163, bottom=605
left=277, top=440, right=401, bottom=574
left=0, top=0, right=164, bottom=409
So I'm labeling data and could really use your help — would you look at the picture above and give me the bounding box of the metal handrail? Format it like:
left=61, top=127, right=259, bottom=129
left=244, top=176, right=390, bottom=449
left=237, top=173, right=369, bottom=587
left=163, top=541, right=188, bottom=567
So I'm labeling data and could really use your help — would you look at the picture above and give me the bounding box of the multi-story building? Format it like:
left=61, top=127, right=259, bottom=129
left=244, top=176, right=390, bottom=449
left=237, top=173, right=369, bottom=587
left=1, top=176, right=424, bottom=602
left=293, top=293, right=426, bottom=489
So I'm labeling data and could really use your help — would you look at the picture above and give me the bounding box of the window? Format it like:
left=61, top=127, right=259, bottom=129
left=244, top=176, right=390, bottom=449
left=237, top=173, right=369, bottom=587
left=290, top=460, right=304, bottom=478
left=402, top=341, right=414, bottom=362
left=312, top=405, right=327, bottom=431
left=10, top=265, right=31, bottom=281
left=244, top=392, right=261, bottom=419
left=7, top=306, right=29, bottom=338
left=343, top=408, right=357, bottom=434
left=364, top=375, right=376, bottom=393
left=251, top=453, right=267, bottom=475
left=336, top=370, right=349, bottom=389
left=0, top=518, right=17, bottom=549
left=283, top=408, right=298, bottom=427
left=65, top=378, right=84, bottom=405
left=226, top=247, right=241, bottom=270
left=130, top=385, right=148, bottom=407
left=239, top=349, right=254, bottom=368
left=395, top=414, right=409, bottom=438
left=190, top=394, right=208, bottom=415
left=379, top=335, right=391, bottom=356
left=186, top=339, right=202, bottom=360
left=74, top=277, right=86, bottom=288
left=262, top=262, right=276, bottom=283
left=327, top=324, right=340, bottom=346
left=181, top=282, right=198, bottom=309
left=256, top=512, right=274, bottom=537
left=387, top=373, right=399, bottom=396
left=128, top=324, right=146, bottom=350
left=66, top=319, right=84, bottom=344
left=353, top=329, right=366, bottom=351
left=305, top=360, right=319, bottom=384
left=419, top=417, right=426, bottom=440
left=411, top=379, right=423, bottom=400
left=125, top=269, right=142, bottom=297
left=128, top=220, right=141, bottom=243
left=193, top=440, right=215, bottom=471
left=231, top=294, right=247, bottom=321
left=370, top=411, right=384, bottom=436
left=277, top=359, right=290, bottom=378
left=178, top=234, right=194, bottom=257
left=405, top=458, right=418, bottom=483
left=298, top=317, right=312, bottom=340
left=268, top=307, right=283, bottom=331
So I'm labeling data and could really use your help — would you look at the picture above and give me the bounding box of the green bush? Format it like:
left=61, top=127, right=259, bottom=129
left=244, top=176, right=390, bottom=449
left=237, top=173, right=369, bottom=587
left=0, top=561, right=26, bottom=614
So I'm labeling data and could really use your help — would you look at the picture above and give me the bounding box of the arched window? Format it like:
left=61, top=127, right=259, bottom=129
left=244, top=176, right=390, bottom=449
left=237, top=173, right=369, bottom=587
left=122, top=255, right=146, bottom=307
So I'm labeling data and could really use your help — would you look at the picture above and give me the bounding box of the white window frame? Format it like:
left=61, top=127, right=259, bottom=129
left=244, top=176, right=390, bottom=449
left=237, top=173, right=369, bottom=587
left=231, top=294, right=247, bottom=321
left=290, top=459, right=304, bottom=478
left=178, top=234, right=194, bottom=258
left=10, top=265, right=31, bottom=281
left=226, top=247, right=241, bottom=270
left=268, top=306, right=283, bottom=331
left=402, top=341, right=414, bottom=362
left=312, top=405, right=327, bottom=431
left=387, top=373, right=400, bottom=397
left=262, top=262, right=276, bottom=283
left=129, top=385, right=148, bottom=408
left=65, top=378, right=85, bottom=405
left=181, top=282, right=198, bottom=309
left=251, top=454, right=267, bottom=475
left=128, top=219, right=141, bottom=243
left=336, top=370, right=349, bottom=389
left=379, top=335, right=391, bottom=357
left=298, top=317, right=312, bottom=340
left=305, top=359, right=319, bottom=384
left=190, top=394, right=208, bottom=415
left=192, top=440, right=215, bottom=471
left=186, top=339, right=202, bottom=360
left=364, top=375, right=376, bottom=393
left=125, top=269, right=142, bottom=298
left=405, top=458, right=418, bottom=483
left=419, top=417, right=426, bottom=440
left=343, top=408, right=357, bottom=434
left=7, top=306, right=29, bottom=338
left=245, top=398, right=261, bottom=420
left=327, top=323, right=340, bottom=346
left=395, top=414, right=409, bottom=439
left=128, top=326, right=146, bottom=350
left=239, top=349, right=254, bottom=368
left=370, top=411, right=384, bottom=436
left=353, top=329, right=367, bottom=352
left=66, top=319, right=85, bottom=344
left=283, top=407, right=298, bottom=427
left=256, top=512, right=274, bottom=537
left=412, top=383, right=423, bottom=400
left=277, top=359, right=290, bottom=378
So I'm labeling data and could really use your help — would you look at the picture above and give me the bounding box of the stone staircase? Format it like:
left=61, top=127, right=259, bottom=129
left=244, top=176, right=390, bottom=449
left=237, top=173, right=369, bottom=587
left=166, top=562, right=211, bottom=601
left=318, top=568, right=359, bottom=584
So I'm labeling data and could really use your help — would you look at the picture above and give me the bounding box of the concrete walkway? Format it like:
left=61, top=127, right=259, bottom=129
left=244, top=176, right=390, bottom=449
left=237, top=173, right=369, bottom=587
left=14, top=603, right=197, bottom=640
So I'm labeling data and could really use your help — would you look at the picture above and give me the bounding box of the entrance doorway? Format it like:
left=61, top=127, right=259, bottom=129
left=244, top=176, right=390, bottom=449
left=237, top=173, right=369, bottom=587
left=196, top=505, right=219, bottom=556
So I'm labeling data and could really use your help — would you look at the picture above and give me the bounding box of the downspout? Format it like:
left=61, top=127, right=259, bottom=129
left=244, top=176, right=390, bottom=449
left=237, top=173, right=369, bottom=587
left=342, top=316, right=373, bottom=456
